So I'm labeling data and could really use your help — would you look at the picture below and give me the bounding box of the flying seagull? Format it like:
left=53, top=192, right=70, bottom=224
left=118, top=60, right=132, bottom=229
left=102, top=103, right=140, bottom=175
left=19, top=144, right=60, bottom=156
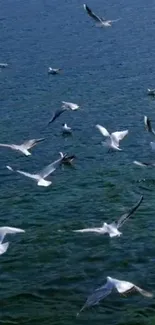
left=59, top=152, right=75, bottom=165
left=147, top=88, right=155, bottom=96
left=62, top=123, right=72, bottom=134
left=7, top=154, right=66, bottom=187
left=77, top=276, right=153, bottom=315
left=48, top=67, right=62, bottom=75
left=83, top=4, right=120, bottom=27
left=0, top=227, right=25, bottom=255
left=144, top=116, right=155, bottom=135
left=0, top=138, right=45, bottom=156
left=74, top=196, right=143, bottom=237
left=48, top=101, right=79, bottom=125
left=96, top=124, right=128, bottom=151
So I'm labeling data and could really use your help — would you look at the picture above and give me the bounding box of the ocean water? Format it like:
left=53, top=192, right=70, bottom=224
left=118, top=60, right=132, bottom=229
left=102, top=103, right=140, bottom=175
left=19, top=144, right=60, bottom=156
left=1, top=0, right=155, bottom=324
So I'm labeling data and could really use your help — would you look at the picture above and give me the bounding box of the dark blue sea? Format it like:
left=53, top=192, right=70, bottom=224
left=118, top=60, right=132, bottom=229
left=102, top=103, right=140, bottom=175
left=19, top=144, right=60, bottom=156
left=1, top=0, right=155, bottom=324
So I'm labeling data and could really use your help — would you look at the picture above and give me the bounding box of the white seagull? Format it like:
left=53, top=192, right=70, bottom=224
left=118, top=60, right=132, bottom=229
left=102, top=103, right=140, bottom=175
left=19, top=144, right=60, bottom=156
left=74, top=196, right=143, bottom=237
left=48, top=67, right=62, bottom=75
left=62, top=101, right=79, bottom=110
left=0, top=138, right=45, bottom=156
left=78, top=276, right=153, bottom=315
left=147, top=88, right=155, bottom=96
left=48, top=102, right=79, bottom=125
left=144, top=116, right=155, bottom=135
left=7, top=154, right=66, bottom=187
left=62, top=123, right=72, bottom=134
left=96, top=124, right=128, bottom=151
left=83, top=4, right=120, bottom=27
left=0, top=227, right=25, bottom=255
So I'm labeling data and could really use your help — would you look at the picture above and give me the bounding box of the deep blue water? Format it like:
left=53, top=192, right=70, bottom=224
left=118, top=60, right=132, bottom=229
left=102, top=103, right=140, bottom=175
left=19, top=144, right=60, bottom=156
left=1, top=0, right=155, bottom=324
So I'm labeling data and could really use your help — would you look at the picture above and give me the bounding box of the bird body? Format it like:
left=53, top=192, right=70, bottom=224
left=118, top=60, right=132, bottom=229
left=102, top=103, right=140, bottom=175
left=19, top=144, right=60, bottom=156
left=144, top=116, right=155, bottom=135
left=48, top=67, right=62, bottom=74
left=62, top=101, right=79, bottom=110
left=147, top=88, right=155, bottom=96
left=0, top=63, right=8, bottom=68
left=62, top=123, right=72, bottom=134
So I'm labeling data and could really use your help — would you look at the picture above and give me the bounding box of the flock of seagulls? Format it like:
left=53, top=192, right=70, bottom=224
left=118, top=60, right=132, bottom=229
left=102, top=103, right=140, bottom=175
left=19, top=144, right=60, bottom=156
left=1, top=2, right=155, bottom=319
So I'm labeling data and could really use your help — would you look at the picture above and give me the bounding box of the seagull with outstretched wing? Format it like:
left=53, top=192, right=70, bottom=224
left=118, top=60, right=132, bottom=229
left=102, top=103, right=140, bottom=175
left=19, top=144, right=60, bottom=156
left=74, top=196, right=143, bottom=237
left=7, top=153, right=66, bottom=187
left=0, top=138, right=45, bottom=156
left=96, top=124, right=128, bottom=151
left=77, top=275, right=153, bottom=315
left=83, top=4, right=120, bottom=27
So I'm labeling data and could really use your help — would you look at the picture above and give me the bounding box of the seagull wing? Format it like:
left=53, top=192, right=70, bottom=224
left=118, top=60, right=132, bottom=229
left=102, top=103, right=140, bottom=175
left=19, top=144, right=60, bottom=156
left=134, top=285, right=153, bottom=298
left=0, top=226, right=25, bottom=244
left=22, top=138, right=45, bottom=149
left=133, top=160, right=155, bottom=167
left=39, top=156, right=65, bottom=179
left=73, top=227, right=103, bottom=233
left=116, top=196, right=143, bottom=229
left=107, top=18, right=121, bottom=23
left=48, top=108, right=67, bottom=124
left=0, top=143, right=14, bottom=149
left=144, top=116, right=155, bottom=135
left=96, top=125, right=110, bottom=137
left=83, top=4, right=103, bottom=23
left=111, top=130, right=128, bottom=146
left=16, top=170, right=39, bottom=181
left=77, top=280, right=113, bottom=315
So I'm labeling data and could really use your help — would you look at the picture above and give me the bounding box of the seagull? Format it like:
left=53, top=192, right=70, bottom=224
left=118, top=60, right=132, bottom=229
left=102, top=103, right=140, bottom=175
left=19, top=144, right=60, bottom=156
left=48, top=67, right=62, bottom=75
left=62, top=123, right=72, bottom=134
left=133, top=160, right=155, bottom=167
left=48, top=102, right=79, bottom=125
left=77, top=276, right=153, bottom=315
left=147, top=88, right=155, bottom=96
left=0, top=227, right=25, bottom=255
left=59, top=152, right=75, bottom=165
left=0, top=63, right=8, bottom=68
left=0, top=138, right=45, bottom=156
left=144, top=116, right=155, bottom=135
left=73, top=196, right=143, bottom=237
left=83, top=4, right=120, bottom=27
left=7, top=154, right=66, bottom=187
left=96, top=124, right=128, bottom=151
